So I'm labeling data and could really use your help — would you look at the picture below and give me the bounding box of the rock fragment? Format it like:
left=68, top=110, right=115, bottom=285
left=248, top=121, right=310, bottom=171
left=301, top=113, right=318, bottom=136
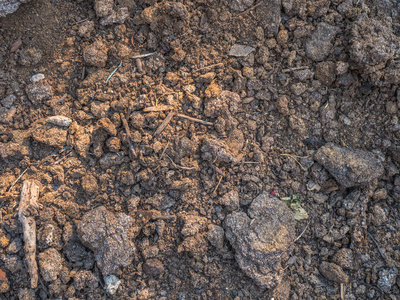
left=349, top=16, right=398, bottom=76
left=229, top=0, right=254, bottom=12
left=218, top=190, right=240, bottom=212
left=38, top=248, right=64, bottom=282
left=315, top=61, right=336, bottom=86
left=228, top=44, right=256, bottom=57
left=94, top=0, right=113, bottom=18
left=315, top=144, right=384, bottom=187
left=333, top=248, right=358, bottom=271
left=0, top=0, right=31, bottom=17
left=206, top=225, right=225, bottom=249
left=77, top=206, right=136, bottom=276
left=26, top=81, right=53, bottom=105
left=319, top=262, right=349, bottom=283
left=83, top=40, right=109, bottom=68
left=377, top=268, right=398, bottom=293
left=74, top=270, right=98, bottom=290
left=305, top=22, right=339, bottom=61
left=223, top=193, right=296, bottom=289
left=143, top=259, right=164, bottom=277
left=100, top=7, right=129, bottom=26
left=19, top=47, right=42, bottom=66
left=47, top=116, right=72, bottom=127
left=180, top=214, right=208, bottom=237
left=201, top=137, right=238, bottom=164
left=32, top=124, right=68, bottom=147
left=104, top=275, right=121, bottom=295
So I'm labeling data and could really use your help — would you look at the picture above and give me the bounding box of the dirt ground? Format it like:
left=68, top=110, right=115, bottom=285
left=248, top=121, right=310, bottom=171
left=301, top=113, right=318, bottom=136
left=1, top=0, right=400, bottom=299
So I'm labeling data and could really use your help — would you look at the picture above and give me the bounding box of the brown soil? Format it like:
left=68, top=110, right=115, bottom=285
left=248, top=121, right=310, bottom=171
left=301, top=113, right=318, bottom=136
left=1, top=0, right=400, bottom=299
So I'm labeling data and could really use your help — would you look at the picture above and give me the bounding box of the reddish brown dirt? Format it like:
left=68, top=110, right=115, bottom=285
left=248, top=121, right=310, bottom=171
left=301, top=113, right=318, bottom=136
left=1, top=0, right=400, bottom=299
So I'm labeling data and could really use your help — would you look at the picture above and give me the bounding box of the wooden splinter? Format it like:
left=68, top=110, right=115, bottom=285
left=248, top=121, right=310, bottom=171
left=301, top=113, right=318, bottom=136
left=18, top=180, right=40, bottom=289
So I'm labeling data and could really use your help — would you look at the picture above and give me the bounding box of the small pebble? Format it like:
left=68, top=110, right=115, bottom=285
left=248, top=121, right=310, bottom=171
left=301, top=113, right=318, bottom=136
left=104, top=275, right=121, bottom=295
left=47, top=116, right=72, bottom=127
left=30, top=73, right=45, bottom=83
left=228, top=44, right=256, bottom=57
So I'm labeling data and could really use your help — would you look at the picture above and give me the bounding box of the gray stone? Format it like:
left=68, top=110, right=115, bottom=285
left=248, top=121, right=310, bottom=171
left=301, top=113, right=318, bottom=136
left=229, top=44, right=256, bottom=57
left=38, top=248, right=64, bottom=282
left=25, top=81, right=53, bottom=105
left=1, top=94, right=16, bottom=109
left=77, top=206, right=136, bottom=276
left=229, top=0, right=255, bottom=12
left=319, top=261, right=349, bottom=283
left=206, top=225, right=225, bottom=249
left=223, top=193, right=296, bottom=289
left=218, top=190, right=240, bottom=212
left=305, top=22, right=339, bottom=61
left=74, top=270, right=98, bottom=290
left=315, top=144, right=384, bottom=187
left=30, top=73, right=45, bottom=83
left=0, top=0, right=30, bottom=17
left=83, top=40, right=109, bottom=68
left=377, top=268, right=398, bottom=293
left=104, top=275, right=121, bottom=295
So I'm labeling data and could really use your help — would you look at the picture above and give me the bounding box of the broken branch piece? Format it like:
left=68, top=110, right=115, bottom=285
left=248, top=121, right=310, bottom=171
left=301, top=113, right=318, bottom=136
left=18, top=180, right=40, bottom=289
left=120, top=113, right=137, bottom=159
left=176, top=113, right=213, bottom=126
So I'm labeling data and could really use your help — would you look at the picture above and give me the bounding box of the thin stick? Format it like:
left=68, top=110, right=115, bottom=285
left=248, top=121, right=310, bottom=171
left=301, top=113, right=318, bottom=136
left=143, top=105, right=174, bottom=112
left=166, top=155, right=196, bottom=170
left=213, top=176, right=223, bottom=194
left=237, top=1, right=265, bottom=16
left=340, top=283, right=345, bottom=300
left=193, top=62, right=224, bottom=72
left=368, top=232, right=386, bottom=259
left=81, top=66, right=85, bottom=80
left=282, top=66, right=309, bottom=73
left=281, top=154, right=307, bottom=171
left=154, top=112, right=175, bottom=137
left=293, top=217, right=312, bottom=243
left=52, top=151, right=72, bottom=165
left=280, top=153, right=309, bottom=159
left=120, top=113, right=137, bottom=158
left=106, top=61, right=122, bottom=84
left=19, top=180, right=40, bottom=289
left=56, top=94, right=68, bottom=104
left=176, top=113, right=213, bottom=126
left=160, top=140, right=170, bottom=159
left=8, top=168, right=28, bottom=192
left=131, top=52, right=156, bottom=59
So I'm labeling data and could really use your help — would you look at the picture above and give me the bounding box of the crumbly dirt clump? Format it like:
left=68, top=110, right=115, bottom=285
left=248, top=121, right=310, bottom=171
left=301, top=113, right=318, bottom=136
left=1, top=0, right=400, bottom=299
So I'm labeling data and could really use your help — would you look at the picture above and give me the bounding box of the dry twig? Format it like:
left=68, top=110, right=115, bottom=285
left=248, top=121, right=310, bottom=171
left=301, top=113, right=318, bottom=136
left=213, top=176, right=223, bottom=194
left=280, top=153, right=307, bottom=171
left=143, top=105, right=174, bottom=112
left=166, top=155, right=196, bottom=170
left=176, top=113, right=213, bottom=126
left=293, top=217, right=312, bottom=243
left=154, top=112, right=175, bottom=137
left=132, top=52, right=156, bottom=59
left=120, top=113, right=137, bottom=158
left=193, top=63, right=224, bottom=72
left=368, top=232, right=386, bottom=259
left=8, top=168, right=28, bottom=192
left=18, top=180, right=40, bottom=288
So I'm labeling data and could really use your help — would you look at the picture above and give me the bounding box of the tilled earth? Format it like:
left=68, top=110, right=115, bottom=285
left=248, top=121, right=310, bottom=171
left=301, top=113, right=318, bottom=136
left=1, top=0, right=400, bottom=299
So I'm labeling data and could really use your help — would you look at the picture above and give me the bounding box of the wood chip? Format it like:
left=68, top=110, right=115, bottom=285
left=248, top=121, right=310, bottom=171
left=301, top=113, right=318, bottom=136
left=19, top=180, right=40, bottom=289
left=10, top=38, right=22, bottom=52
left=143, top=105, right=174, bottom=112
left=120, top=113, right=137, bottom=158
left=154, top=112, right=175, bottom=137
left=176, top=113, right=213, bottom=126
